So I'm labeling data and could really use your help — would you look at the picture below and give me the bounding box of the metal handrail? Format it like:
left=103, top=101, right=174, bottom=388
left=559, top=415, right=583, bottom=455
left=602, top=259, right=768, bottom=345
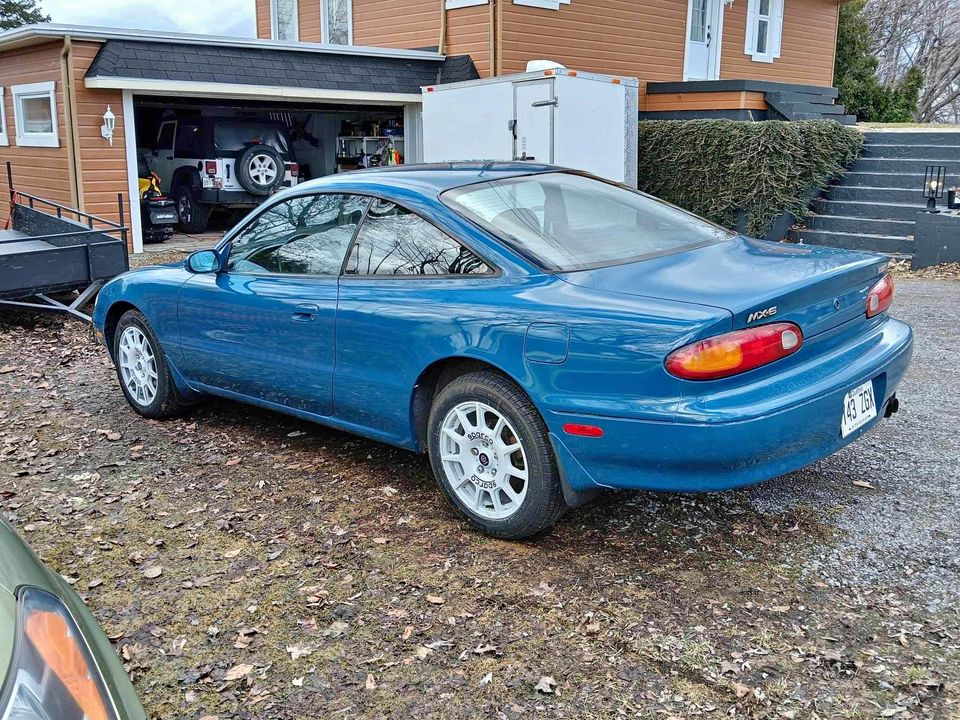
left=15, top=191, right=127, bottom=231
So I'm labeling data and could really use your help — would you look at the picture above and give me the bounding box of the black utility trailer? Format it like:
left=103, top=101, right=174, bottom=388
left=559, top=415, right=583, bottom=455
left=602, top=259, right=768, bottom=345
left=0, top=164, right=129, bottom=321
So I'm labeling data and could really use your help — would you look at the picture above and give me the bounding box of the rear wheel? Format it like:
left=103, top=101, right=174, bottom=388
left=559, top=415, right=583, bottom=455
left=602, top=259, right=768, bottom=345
left=113, top=310, right=185, bottom=419
left=174, top=185, right=211, bottom=234
left=427, top=371, right=567, bottom=539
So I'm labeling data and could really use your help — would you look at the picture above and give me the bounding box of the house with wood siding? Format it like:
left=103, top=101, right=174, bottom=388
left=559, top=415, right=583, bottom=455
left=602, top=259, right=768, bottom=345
left=256, top=0, right=854, bottom=122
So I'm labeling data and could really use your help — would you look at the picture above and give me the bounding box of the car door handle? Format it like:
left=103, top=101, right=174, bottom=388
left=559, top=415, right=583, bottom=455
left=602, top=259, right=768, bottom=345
left=292, top=303, right=319, bottom=322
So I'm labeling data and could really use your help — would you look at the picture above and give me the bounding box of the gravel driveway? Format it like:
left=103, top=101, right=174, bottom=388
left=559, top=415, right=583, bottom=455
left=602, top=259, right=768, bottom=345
left=0, top=271, right=957, bottom=719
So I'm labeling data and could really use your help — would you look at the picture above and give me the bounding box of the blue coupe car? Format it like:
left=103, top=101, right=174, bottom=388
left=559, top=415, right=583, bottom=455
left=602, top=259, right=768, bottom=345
left=92, top=164, right=912, bottom=538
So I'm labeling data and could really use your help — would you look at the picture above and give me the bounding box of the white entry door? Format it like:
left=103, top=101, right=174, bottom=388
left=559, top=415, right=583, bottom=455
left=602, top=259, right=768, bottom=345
left=684, top=0, right=723, bottom=81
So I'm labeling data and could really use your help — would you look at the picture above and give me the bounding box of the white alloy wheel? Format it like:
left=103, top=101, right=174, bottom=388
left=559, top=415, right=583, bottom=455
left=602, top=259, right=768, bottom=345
left=249, top=153, right=279, bottom=186
left=117, top=326, right=159, bottom=406
left=439, top=401, right=529, bottom=520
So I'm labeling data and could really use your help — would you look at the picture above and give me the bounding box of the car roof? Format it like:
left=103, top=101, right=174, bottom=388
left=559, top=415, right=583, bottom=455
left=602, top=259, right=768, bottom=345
left=293, top=162, right=565, bottom=194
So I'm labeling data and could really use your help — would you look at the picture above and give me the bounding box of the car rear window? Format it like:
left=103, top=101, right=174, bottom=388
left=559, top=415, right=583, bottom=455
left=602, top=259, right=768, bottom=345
left=214, top=122, right=290, bottom=157
left=441, top=172, right=734, bottom=272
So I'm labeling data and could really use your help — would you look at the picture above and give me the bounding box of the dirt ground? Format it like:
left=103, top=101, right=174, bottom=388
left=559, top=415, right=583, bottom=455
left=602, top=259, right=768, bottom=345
left=0, top=257, right=958, bottom=719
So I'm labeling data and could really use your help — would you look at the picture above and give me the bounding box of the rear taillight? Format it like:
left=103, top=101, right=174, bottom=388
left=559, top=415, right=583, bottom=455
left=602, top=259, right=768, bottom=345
left=204, top=160, right=218, bottom=176
left=289, top=162, right=299, bottom=177
left=666, top=322, right=803, bottom=381
left=866, top=273, right=894, bottom=318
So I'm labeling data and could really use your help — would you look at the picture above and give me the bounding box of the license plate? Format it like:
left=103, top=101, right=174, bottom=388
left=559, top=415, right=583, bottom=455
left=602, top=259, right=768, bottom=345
left=840, top=380, right=877, bottom=438
left=202, top=177, right=215, bottom=188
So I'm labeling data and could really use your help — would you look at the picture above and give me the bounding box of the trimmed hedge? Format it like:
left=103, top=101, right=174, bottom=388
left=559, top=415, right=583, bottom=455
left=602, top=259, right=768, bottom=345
left=636, top=119, right=864, bottom=238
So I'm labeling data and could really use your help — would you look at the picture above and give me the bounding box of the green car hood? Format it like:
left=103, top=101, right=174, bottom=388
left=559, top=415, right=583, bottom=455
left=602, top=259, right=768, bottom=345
left=0, top=519, right=147, bottom=719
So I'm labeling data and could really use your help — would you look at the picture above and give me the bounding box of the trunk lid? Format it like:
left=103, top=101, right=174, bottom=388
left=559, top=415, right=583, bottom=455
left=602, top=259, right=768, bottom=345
left=558, top=237, right=888, bottom=338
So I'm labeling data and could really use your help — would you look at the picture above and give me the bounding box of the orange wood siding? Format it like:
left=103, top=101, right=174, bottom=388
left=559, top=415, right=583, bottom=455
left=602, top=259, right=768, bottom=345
left=300, top=2, right=322, bottom=42
left=0, top=41, right=72, bottom=216
left=640, top=90, right=767, bottom=112
left=353, top=0, right=438, bottom=49
left=447, top=5, right=491, bottom=77
left=256, top=0, right=272, bottom=39
left=70, top=41, right=130, bottom=229
left=500, top=0, right=687, bottom=79
left=720, top=0, right=839, bottom=86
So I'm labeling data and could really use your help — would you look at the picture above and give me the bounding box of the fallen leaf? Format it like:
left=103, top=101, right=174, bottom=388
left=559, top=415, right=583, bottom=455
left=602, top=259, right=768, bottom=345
left=225, top=458, right=241, bottom=466
left=733, top=682, right=752, bottom=698
left=852, top=480, right=875, bottom=489
left=479, top=672, right=493, bottom=687
left=402, top=626, right=414, bottom=641
left=142, top=565, right=163, bottom=579
left=365, top=673, right=377, bottom=691
left=287, top=642, right=314, bottom=660
left=535, top=676, right=557, bottom=694
left=223, top=663, right=254, bottom=681
left=0, top=365, right=16, bottom=373
left=372, top=537, right=388, bottom=544
left=321, top=620, right=349, bottom=638
left=426, top=595, right=444, bottom=605
left=292, top=677, right=305, bottom=687
left=415, top=646, right=433, bottom=660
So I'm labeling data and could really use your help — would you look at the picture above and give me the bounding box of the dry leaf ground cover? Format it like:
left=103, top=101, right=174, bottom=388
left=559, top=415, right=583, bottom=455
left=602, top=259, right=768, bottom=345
left=0, top=255, right=958, bottom=719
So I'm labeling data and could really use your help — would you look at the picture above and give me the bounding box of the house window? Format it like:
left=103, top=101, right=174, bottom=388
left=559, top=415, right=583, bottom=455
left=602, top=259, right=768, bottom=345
left=745, top=0, right=784, bottom=62
left=322, top=0, right=352, bottom=45
left=271, top=0, right=299, bottom=41
left=0, top=88, right=8, bottom=147
left=12, top=81, right=58, bottom=148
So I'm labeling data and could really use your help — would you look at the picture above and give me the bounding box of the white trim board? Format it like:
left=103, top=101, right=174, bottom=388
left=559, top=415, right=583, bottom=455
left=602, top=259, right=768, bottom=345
left=85, top=76, right=422, bottom=105
left=121, top=90, right=143, bottom=254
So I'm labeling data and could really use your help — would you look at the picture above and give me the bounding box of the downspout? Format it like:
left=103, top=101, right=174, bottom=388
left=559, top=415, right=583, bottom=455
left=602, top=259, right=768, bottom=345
left=495, top=0, right=503, bottom=76
left=488, top=0, right=495, bottom=77
left=438, top=0, right=447, bottom=56
left=59, top=36, right=81, bottom=210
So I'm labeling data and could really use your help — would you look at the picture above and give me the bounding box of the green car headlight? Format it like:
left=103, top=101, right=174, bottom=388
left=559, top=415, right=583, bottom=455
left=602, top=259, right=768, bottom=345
left=1, top=588, right=118, bottom=720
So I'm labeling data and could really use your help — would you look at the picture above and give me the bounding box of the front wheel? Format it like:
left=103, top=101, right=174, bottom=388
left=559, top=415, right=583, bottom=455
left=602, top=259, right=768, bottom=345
left=113, top=310, right=185, bottom=419
left=427, top=371, right=567, bottom=539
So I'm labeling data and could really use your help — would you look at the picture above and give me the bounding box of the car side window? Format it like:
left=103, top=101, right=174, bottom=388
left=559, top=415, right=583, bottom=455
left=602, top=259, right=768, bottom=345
left=156, top=122, right=175, bottom=152
left=227, top=194, right=370, bottom=276
left=175, top=123, right=200, bottom=158
left=345, top=199, right=492, bottom=277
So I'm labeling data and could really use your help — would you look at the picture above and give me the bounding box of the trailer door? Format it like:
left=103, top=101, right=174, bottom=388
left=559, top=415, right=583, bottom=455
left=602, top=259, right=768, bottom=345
left=513, top=79, right=555, bottom=164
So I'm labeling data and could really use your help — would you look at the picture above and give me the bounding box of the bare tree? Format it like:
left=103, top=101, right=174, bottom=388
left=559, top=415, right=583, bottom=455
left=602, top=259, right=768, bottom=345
left=866, top=0, right=960, bottom=122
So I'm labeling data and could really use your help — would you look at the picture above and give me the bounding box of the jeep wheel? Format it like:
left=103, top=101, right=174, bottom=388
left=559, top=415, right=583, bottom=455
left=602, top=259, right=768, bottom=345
left=174, top=186, right=211, bottom=234
left=236, top=145, right=285, bottom=197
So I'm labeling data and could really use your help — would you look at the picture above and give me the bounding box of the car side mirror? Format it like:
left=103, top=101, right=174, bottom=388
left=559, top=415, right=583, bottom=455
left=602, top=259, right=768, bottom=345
left=186, top=250, right=220, bottom=274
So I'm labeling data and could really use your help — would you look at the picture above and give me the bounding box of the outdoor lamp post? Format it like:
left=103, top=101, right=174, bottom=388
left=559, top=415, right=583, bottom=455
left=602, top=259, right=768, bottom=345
left=100, top=105, right=116, bottom=146
left=923, top=165, right=945, bottom=213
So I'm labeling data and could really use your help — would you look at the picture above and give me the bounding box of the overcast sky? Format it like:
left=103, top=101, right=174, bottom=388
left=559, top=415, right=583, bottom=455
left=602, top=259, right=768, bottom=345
left=40, top=0, right=256, bottom=38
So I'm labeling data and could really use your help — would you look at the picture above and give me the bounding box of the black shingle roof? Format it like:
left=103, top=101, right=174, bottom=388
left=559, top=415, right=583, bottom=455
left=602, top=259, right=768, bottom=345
left=86, top=40, right=479, bottom=95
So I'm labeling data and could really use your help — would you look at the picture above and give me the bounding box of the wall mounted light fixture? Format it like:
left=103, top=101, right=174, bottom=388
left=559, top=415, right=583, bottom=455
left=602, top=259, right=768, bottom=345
left=100, top=105, right=116, bottom=146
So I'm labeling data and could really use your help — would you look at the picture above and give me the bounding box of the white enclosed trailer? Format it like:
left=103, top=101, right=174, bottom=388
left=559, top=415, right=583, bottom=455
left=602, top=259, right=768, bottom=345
left=421, top=67, right=640, bottom=187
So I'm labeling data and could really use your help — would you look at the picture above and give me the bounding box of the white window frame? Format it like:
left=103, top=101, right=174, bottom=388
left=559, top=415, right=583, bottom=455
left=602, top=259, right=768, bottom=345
left=446, top=0, right=487, bottom=8
left=0, top=88, right=9, bottom=147
left=12, top=81, right=58, bottom=148
left=513, top=0, right=570, bottom=8
left=744, top=0, right=784, bottom=64
left=270, top=0, right=299, bottom=41
left=322, top=0, right=353, bottom=45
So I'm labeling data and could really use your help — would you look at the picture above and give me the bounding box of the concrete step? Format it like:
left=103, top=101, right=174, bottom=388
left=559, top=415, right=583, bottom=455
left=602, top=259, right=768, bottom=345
left=814, top=199, right=925, bottom=221
left=861, top=131, right=960, bottom=145
left=861, top=143, right=960, bottom=160
left=791, top=229, right=915, bottom=255
left=805, top=214, right=916, bottom=236
left=769, top=99, right=848, bottom=115
left=765, top=91, right=842, bottom=105
left=840, top=171, right=927, bottom=189
left=851, top=157, right=960, bottom=174
left=825, top=185, right=927, bottom=204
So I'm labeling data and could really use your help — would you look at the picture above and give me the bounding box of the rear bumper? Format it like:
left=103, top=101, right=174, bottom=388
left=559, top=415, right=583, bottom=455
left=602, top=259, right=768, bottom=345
left=548, top=316, right=913, bottom=493
left=197, top=189, right=260, bottom=205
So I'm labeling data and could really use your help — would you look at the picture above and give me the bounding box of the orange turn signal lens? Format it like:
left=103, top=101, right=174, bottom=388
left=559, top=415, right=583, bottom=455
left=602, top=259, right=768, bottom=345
left=666, top=322, right=804, bottom=381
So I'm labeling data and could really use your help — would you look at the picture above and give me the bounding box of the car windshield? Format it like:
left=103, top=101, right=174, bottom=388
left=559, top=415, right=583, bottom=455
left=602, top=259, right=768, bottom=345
left=441, top=172, right=734, bottom=272
left=214, top=122, right=290, bottom=157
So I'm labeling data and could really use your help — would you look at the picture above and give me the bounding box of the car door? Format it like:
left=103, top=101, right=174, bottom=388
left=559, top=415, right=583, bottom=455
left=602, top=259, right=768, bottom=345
left=151, top=121, right=176, bottom=193
left=334, top=198, right=496, bottom=441
left=177, top=192, right=370, bottom=416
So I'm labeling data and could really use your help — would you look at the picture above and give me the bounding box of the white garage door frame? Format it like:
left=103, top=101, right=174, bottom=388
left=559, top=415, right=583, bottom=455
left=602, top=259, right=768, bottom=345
left=99, top=78, right=425, bottom=254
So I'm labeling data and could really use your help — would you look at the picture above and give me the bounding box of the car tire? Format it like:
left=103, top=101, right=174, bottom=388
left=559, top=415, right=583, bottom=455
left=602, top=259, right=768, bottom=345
left=112, top=310, right=186, bottom=420
left=174, top=185, right=211, bottom=234
left=236, top=145, right=286, bottom=197
left=427, top=371, right=568, bottom=539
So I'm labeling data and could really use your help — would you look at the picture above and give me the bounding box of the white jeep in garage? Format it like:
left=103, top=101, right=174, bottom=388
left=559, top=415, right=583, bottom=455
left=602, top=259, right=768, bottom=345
left=146, top=116, right=300, bottom=233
